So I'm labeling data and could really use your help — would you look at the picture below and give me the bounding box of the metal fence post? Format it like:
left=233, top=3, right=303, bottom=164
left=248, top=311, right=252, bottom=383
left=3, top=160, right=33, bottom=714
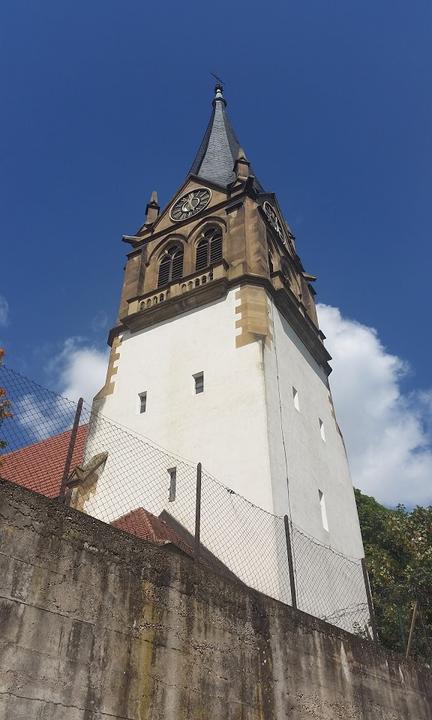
left=58, top=397, right=83, bottom=502
left=361, top=557, right=378, bottom=642
left=194, top=462, right=202, bottom=563
left=284, top=514, right=297, bottom=609
left=405, top=600, right=418, bottom=659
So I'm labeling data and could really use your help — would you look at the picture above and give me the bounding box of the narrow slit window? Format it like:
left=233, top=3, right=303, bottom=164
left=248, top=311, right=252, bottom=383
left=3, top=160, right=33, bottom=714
left=292, top=387, right=300, bottom=411
left=319, top=418, right=326, bottom=441
left=138, top=391, right=147, bottom=414
left=319, top=489, right=329, bottom=531
left=168, top=467, right=177, bottom=502
left=194, top=372, right=204, bottom=394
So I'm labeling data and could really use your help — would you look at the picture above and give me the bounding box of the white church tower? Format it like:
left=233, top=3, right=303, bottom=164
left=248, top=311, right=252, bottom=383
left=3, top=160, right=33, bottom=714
left=81, top=84, right=367, bottom=623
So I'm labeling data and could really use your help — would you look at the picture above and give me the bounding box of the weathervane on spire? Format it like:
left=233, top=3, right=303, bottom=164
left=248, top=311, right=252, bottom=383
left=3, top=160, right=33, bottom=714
left=210, top=72, right=225, bottom=90
left=210, top=73, right=226, bottom=105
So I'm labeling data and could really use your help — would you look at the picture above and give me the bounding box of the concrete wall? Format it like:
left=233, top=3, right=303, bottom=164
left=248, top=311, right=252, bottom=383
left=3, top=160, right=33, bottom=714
left=0, top=479, right=430, bottom=720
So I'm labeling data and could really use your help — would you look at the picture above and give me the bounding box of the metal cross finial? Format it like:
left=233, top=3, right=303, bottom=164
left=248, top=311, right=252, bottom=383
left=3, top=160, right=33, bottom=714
left=210, top=72, right=225, bottom=90
left=210, top=73, right=226, bottom=106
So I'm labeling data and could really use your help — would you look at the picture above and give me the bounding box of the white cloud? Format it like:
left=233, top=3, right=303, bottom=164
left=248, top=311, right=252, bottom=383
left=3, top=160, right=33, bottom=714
left=318, top=304, right=432, bottom=507
left=0, top=295, right=9, bottom=326
left=16, top=394, right=73, bottom=441
left=91, top=310, right=108, bottom=332
left=13, top=339, right=107, bottom=442
left=47, top=337, right=108, bottom=403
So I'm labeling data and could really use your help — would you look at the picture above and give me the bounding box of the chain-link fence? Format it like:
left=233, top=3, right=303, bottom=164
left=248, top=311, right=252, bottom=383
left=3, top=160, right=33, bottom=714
left=0, top=365, right=371, bottom=636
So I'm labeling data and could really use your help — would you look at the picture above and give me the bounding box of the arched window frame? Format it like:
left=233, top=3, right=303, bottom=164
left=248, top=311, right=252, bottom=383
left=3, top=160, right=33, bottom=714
left=157, top=244, right=184, bottom=287
left=195, top=225, right=223, bottom=272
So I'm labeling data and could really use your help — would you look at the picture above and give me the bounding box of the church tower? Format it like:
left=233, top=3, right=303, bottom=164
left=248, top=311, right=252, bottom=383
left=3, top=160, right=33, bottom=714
left=90, top=84, right=365, bottom=604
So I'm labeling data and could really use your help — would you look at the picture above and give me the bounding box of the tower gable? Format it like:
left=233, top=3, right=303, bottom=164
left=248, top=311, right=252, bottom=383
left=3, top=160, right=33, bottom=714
left=139, top=177, right=230, bottom=239
left=109, top=85, right=330, bottom=375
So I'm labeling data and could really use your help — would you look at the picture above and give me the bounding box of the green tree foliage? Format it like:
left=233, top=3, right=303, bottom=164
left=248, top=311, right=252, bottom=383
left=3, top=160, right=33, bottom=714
left=355, top=489, right=432, bottom=662
left=0, top=348, right=11, bottom=463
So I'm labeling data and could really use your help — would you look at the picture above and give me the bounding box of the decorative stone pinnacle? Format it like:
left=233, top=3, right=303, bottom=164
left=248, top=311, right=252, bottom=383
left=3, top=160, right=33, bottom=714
left=234, top=147, right=250, bottom=181
left=145, top=190, right=160, bottom=225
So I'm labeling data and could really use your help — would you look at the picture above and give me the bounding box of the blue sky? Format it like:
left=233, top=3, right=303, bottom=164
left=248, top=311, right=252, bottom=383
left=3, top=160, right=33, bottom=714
left=1, top=1, right=431, bottom=505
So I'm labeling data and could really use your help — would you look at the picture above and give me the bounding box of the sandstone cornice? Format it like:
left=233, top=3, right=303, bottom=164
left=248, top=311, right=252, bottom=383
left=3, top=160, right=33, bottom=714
left=109, top=269, right=331, bottom=375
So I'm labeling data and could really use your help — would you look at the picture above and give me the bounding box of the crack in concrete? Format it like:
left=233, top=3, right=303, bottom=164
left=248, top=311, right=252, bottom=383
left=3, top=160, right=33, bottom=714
left=0, top=689, right=134, bottom=719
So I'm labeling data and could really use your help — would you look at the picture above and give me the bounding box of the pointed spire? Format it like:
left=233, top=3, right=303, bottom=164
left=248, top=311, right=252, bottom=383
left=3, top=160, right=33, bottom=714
left=189, top=85, right=263, bottom=191
left=145, top=190, right=160, bottom=225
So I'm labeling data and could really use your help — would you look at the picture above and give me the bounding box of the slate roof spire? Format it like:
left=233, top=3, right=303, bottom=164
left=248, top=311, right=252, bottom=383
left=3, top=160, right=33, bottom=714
left=189, top=84, right=263, bottom=191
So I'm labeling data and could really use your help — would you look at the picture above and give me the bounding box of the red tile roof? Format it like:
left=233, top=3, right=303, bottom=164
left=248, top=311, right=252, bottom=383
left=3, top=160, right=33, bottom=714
left=112, top=507, right=194, bottom=558
left=1, top=431, right=240, bottom=585
left=0, top=425, right=88, bottom=498
left=112, top=507, right=242, bottom=584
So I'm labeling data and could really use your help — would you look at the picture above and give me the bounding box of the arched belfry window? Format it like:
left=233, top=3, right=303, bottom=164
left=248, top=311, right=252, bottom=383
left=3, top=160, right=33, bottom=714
left=158, top=245, right=184, bottom=287
left=196, top=227, right=223, bottom=271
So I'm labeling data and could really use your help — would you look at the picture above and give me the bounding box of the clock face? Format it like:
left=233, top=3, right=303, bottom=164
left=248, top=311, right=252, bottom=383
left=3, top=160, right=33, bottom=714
left=170, top=188, right=211, bottom=222
left=263, top=201, right=287, bottom=244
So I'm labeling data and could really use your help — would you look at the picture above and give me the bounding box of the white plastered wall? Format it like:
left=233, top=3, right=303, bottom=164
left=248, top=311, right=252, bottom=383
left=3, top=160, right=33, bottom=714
left=84, top=286, right=368, bottom=625
left=264, top=302, right=364, bottom=557
left=84, top=287, right=289, bottom=602
left=97, top=288, right=273, bottom=511
left=93, top=286, right=364, bottom=558
left=263, top=302, right=367, bottom=621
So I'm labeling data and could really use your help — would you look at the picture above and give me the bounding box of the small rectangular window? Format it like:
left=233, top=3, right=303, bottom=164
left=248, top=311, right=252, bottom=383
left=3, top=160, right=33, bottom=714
left=168, top=467, right=177, bottom=502
left=319, top=418, right=326, bottom=441
left=319, top=490, right=329, bottom=531
left=138, top=392, right=147, bottom=414
left=292, top=387, right=300, bottom=411
left=193, top=372, right=204, bottom=394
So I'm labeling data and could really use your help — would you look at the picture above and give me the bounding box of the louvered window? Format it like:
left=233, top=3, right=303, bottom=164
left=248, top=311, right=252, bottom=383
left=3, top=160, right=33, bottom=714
left=196, top=227, right=223, bottom=271
left=158, top=246, right=184, bottom=287
left=196, top=240, right=208, bottom=271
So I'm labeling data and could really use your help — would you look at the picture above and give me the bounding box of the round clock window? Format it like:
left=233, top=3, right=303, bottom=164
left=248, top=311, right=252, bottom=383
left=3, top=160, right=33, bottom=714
left=170, top=188, right=211, bottom=222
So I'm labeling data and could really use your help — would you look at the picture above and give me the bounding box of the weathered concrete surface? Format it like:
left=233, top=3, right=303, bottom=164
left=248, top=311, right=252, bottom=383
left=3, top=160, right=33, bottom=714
left=0, top=478, right=430, bottom=720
